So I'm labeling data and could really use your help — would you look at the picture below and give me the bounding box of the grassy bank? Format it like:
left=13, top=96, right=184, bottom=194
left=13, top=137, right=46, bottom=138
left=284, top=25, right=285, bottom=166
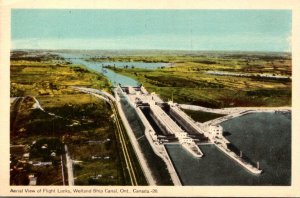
left=181, top=109, right=226, bottom=123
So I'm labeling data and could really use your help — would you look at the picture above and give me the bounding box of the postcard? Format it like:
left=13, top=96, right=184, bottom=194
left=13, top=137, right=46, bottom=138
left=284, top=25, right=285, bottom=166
left=0, top=0, right=300, bottom=197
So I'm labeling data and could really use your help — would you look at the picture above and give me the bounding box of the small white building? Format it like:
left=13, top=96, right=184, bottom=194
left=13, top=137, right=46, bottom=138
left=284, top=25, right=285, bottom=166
left=179, top=137, right=194, bottom=144
left=208, top=125, right=229, bottom=148
left=23, top=153, right=30, bottom=159
left=28, top=174, right=37, bottom=186
left=209, top=125, right=223, bottom=139
left=32, top=161, right=52, bottom=166
left=175, top=132, right=188, bottom=138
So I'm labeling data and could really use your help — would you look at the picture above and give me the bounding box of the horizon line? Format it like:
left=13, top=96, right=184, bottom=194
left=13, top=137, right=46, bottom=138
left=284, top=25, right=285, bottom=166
left=11, top=48, right=291, bottom=54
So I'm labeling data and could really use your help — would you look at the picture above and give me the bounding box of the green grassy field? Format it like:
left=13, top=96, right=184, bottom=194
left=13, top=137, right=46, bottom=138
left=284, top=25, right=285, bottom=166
left=98, top=51, right=291, bottom=108
left=181, top=109, right=226, bottom=123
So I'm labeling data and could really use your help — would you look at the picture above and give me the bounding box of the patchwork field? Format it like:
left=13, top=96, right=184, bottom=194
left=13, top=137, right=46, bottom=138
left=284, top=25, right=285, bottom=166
left=95, top=51, right=291, bottom=108
left=10, top=50, right=146, bottom=186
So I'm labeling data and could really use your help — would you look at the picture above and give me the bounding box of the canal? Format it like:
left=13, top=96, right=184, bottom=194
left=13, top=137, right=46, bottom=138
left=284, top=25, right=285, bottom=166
left=60, top=53, right=139, bottom=86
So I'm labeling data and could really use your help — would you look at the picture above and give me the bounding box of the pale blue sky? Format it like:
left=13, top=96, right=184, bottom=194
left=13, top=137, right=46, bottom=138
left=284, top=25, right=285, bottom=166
left=12, top=9, right=292, bottom=52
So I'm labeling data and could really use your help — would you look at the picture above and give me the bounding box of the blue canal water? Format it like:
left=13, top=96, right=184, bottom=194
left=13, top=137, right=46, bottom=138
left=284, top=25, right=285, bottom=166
left=59, top=53, right=138, bottom=86
left=166, top=112, right=291, bottom=185
left=59, top=53, right=167, bottom=86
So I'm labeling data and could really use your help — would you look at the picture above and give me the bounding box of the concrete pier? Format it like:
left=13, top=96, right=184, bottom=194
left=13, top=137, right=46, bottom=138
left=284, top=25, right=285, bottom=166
left=215, top=144, right=262, bottom=174
left=148, top=102, right=203, bottom=157
left=169, top=104, right=205, bottom=135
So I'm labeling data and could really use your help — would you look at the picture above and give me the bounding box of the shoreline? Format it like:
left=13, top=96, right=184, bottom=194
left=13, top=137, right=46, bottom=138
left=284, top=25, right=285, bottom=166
left=180, top=104, right=291, bottom=115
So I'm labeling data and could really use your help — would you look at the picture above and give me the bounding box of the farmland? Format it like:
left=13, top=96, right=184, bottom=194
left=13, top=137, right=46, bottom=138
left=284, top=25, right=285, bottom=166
left=10, top=50, right=146, bottom=186
left=93, top=51, right=291, bottom=108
